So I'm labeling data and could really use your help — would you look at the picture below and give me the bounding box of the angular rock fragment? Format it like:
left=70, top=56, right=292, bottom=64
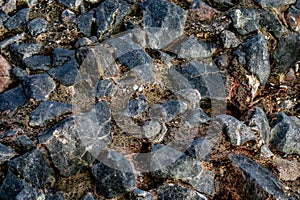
left=4, top=8, right=29, bottom=30
left=29, top=101, right=73, bottom=127
left=270, top=112, right=300, bottom=155
left=13, top=135, right=34, bottom=151
left=61, top=9, right=76, bottom=23
left=141, top=0, right=187, bottom=49
left=0, top=11, right=9, bottom=29
left=187, top=138, right=210, bottom=161
left=201, top=0, right=234, bottom=10
left=57, top=0, right=83, bottom=10
left=91, top=151, right=136, bottom=198
left=229, top=8, right=259, bottom=35
left=0, top=130, right=18, bottom=139
left=254, top=0, right=296, bottom=8
left=1, top=0, right=17, bottom=14
left=142, top=120, right=163, bottom=142
left=175, top=89, right=201, bottom=105
left=23, top=55, right=52, bottom=71
left=183, top=107, right=210, bottom=128
left=124, top=95, right=148, bottom=117
left=0, top=32, right=25, bottom=50
left=189, top=0, right=219, bottom=21
left=287, top=6, right=300, bottom=32
left=274, top=157, right=300, bottom=181
left=229, top=153, right=288, bottom=200
left=220, top=30, right=240, bottom=48
left=22, top=73, right=55, bottom=101
left=0, top=86, right=26, bottom=112
left=157, top=184, right=208, bottom=200
left=248, top=107, right=270, bottom=144
left=95, top=79, right=115, bottom=98
left=48, top=60, right=78, bottom=86
left=130, top=188, right=155, bottom=200
left=53, top=47, right=76, bottom=67
left=216, top=114, right=257, bottom=146
left=77, top=11, right=94, bottom=36
left=0, top=55, right=12, bottom=93
left=8, top=148, right=51, bottom=188
left=9, top=43, right=41, bottom=65
left=27, top=17, right=47, bottom=36
left=0, top=144, right=17, bottom=165
left=296, top=0, right=300, bottom=9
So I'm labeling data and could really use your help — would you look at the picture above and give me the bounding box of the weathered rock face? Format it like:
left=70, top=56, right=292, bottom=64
left=157, top=184, right=208, bottom=200
left=4, top=8, right=29, bottom=30
left=0, top=144, right=17, bottom=165
left=254, top=0, right=296, bottom=8
left=0, top=86, right=26, bottom=112
left=0, top=55, right=12, bottom=93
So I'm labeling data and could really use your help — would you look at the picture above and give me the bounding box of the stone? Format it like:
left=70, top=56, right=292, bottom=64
left=183, top=107, right=210, bottom=128
left=75, top=36, right=98, bottom=48
left=0, top=55, right=12, bottom=93
left=124, top=95, right=148, bottom=117
left=162, top=100, right=187, bottom=122
left=4, top=8, right=29, bottom=30
left=274, top=31, right=300, bottom=72
left=248, top=107, right=270, bottom=144
left=274, top=157, right=300, bottom=181
left=229, top=153, right=288, bottom=200
left=175, top=89, right=201, bottom=106
left=0, top=32, right=25, bottom=50
left=187, top=138, right=210, bottom=161
left=48, top=60, right=79, bottom=86
left=13, top=135, right=34, bottom=151
left=0, top=11, right=9, bottom=29
left=25, top=0, right=38, bottom=7
left=189, top=0, right=219, bottom=21
left=77, top=11, right=94, bottom=36
left=45, top=191, right=65, bottom=200
left=0, top=144, right=17, bottom=165
left=22, top=73, right=55, bottom=101
left=254, top=0, right=296, bottom=8
left=234, top=33, right=270, bottom=85
left=9, top=43, right=41, bottom=65
left=216, top=114, right=257, bottom=146
left=215, top=53, right=229, bottom=67
left=83, top=192, right=96, bottom=200
left=0, top=130, right=18, bottom=139
left=95, top=79, right=115, bottom=98
left=200, top=0, right=234, bottom=10
left=157, top=184, right=208, bottom=200
left=1, top=0, right=16, bottom=14
left=130, top=188, right=154, bottom=200
left=288, top=6, right=300, bottom=32
left=29, top=101, right=73, bottom=127
left=220, top=30, right=240, bottom=48
left=27, top=17, right=47, bottom=36
left=0, top=170, right=45, bottom=200
left=8, top=148, right=51, bottom=188
left=57, top=0, right=83, bottom=10
left=166, top=36, right=216, bottom=59
left=296, top=0, right=300, bottom=9
left=91, top=150, right=136, bottom=198
left=23, top=55, right=52, bottom=71
left=142, top=0, right=187, bottom=49
left=229, top=8, right=259, bottom=35
left=11, top=66, right=27, bottom=82
left=143, top=120, right=161, bottom=141
left=270, top=112, right=300, bottom=155
left=53, top=47, right=76, bottom=67
left=0, top=86, right=26, bottom=112
left=61, top=9, right=76, bottom=23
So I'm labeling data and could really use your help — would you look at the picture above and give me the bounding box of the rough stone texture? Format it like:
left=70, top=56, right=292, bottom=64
left=270, top=112, right=300, bottom=155
left=29, top=101, right=73, bottom=127
left=27, top=17, right=47, bottom=36
left=157, top=184, right=207, bottom=200
left=254, top=0, right=296, bottom=8
left=0, top=86, right=26, bottom=112
left=229, top=8, right=259, bottom=35
left=91, top=151, right=136, bottom=198
left=8, top=148, right=51, bottom=188
left=229, top=153, right=288, bottom=200
left=234, top=33, right=270, bottom=85
left=48, top=60, right=78, bottom=86
left=130, top=188, right=155, bottom=200
left=0, top=55, right=12, bottom=93
left=220, top=30, right=240, bottom=48
left=124, top=95, right=148, bottom=117
left=9, top=43, right=41, bottom=65
left=57, top=0, right=83, bottom=10
left=0, top=130, right=18, bottom=139
left=13, top=135, right=34, bottom=151
left=162, top=100, right=187, bottom=122
left=183, top=107, right=210, bottom=128
left=274, top=157, right=300, bottom=181
left=274, top=31, right=300, bottom=72
left=0, top=32, right=25, bottom=50
left=0, top=11, right=9, bottom=30
left=142, top=0, right=187, bottom=49
left=187, top=138, right=210, bottom=161
left=248, top=107, right=270, bottom=144
left=83, top=192, right=96, bottom=200
left=52, top=47, right=76, bottom=67
left=23, top=55, right=52, bottom=71
left=287, top=6, right=300, bottom=32
left=1, top=0, right=17, bottom=14
left=4, top=8, right=29, bottom=30
left=77, top=11, right=94, bottom=36
left=45, top=191, right=65, bottom=200
left=296, top=0, right=300, bottom=9
left=95, top=79, right=115, bottom=98
left=189, top=0, right=219, bottom=21
left=0, top=144, right=17, bottom=165
left=216, top=114, right=257, bottom=146
left=175, top=89, right=201, bottom=106
left=61, top=9, right=76, bottom=23
left=22, top=73, right=55, bottom=101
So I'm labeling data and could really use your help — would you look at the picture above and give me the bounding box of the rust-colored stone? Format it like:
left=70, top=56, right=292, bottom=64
left=189, top=1, right=219, bottom=22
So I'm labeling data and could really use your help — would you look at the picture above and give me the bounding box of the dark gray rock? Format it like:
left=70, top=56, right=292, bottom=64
left=0, top=170, right=45, bottom=200
left=248, top=107, right=270, bottom=144
left=83, top=192, right=95, bottom=200
left=91, top=150, right=136, bottom=198
left=11, top=66, right=27, bottom=82
left=0, top=130, right=18, bottom=139
left=142, top=0, right=187, bottom=49
left=270, top=112, right=300, bottom=155
left=274, top=31, right=300, bottom=72
left=27, top=17, right=47, bottom=36
left=296, top=0, right=300, bottom=9
left=29, top=101, right=73, bottom=127
left=0, top=11, right=9, bottom=29
left=229, top=8, right=259, bottom=35
left=143, top=120, right=163, bottom=141
left=0, top=86, right=26, bottom=112
left=220, top=30, right=240, bottom=48
left=162, top=100, right=187, bottom=122
left=8, top=148, right=51, bottom=188
left=77, top=11, right=94, bottom=36
left=95, top=79, right=115, bottom=98
left=23, top=55, right=52, bottom=71
left=124, top=95, right=148, bottom=117
left=0, top=144, right=17, bottom=165
left=229, top=153, right=288, bottom=200
left=130, top=188, right=155, bottom=200
left=254, top=0, right=296, bottom=8
left=57, top=0, right=83, bottom=9
left=13, top=135, right=34, bottom=151
left=157, top=184, right=207, bottom=200
left=22, top=73, right=55, bottom=101
left=53, top=47, right=76, bottom=67
left=216, top=114, right=257, bottom=146
left=234, top=33, right=270, bottom=85
left=187, top=138, right=210, bottom=161
left=75, top=36, right=98, bottom=48
left=25, top=0, right=38, bottom=7
left=0, top=32, right=25, bottom=50
left=9, top=43, right=41, bottom=65
left=45, top=191, right=65, bottom=200
left=4, top=8, right=29, bottom=30
left=183, top=107, right=210, bottom=128
left=48, top=60, right=78, bottom=86
left=201, top=0, right=234, bottom=10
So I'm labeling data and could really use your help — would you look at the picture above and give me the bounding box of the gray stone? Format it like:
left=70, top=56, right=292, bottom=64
left=0, top=32, right=25, bottom=50
left=270, top=112, right=300, bottom=155
left=157, top=184, right=208, bottom=200
left=183, top=107, right=210, bottom=128
left=187, top=138, right=210, bottom=161
left=216, top=114, right=257, bottom=146
left=9, top=43, right=41, bottom=65
left=91, top=150, right=136, bottom=198
left=0, top=170, right=45, bottom=200
left=142, top=0, right=187, bottom=49
left=274, top=32, right=300, bottom=73
left=29, top=101, right=73, bottom=127
left=124, top=95, right=148, bottom=117
left=0, top=11, right=9, bottom=29
left=162, top=100, right=187, bottom=122
left=200, top=0, right=234, bottom=10
left=23, top=55, right=52, bottom=71
left=296, top=0, right=300, bottom=9
left=27, top=17, right=47, bottom=36
left=53, top=48, right=76, bottom=67
left=229, top=153, right=288, bottom=200
left=130, top=188, right=154, bottom=200
left=287, top=6, right=300, bottom=32
left=4, top=8, right=29, bottom=30
left=13, top=135, right=34, bottom=151
left=229, top=8, right=259, bottom=35
left=0, top=86, right=26, bottom=112
left=254, top=0, right=296, bottom=8
left=22, top=73, right=55, bottom=101
left=175, top=89, right=201, bottom=106
left=57, top=0, right=83, bottom=9
left=0, top=130, right=18, bottom=139
left=45, top=191, right=65, bottom=200
left=143, top=120, right=161, bottom=141
left=48, top=60, right=78, bottom=86
left=8, top=148, right=51, bottom=188
left=61, top=9, right=76, bottom=23
left=0, top=144, right=17, bottom=165
left=11, top=66, right=27, bottom=82
left=77, top=11, right=94, bottom=36
left=75, top=36, right=98, bottom=48
left=248, top=107, right=270, bottom=144
left=95, top=79, right=115, bottom=98
left=83, top=192, right=95, bottom=200
left=235, top=33, right=270, bottom=85
left=220, top=30, right=240, bottom=48
left=25, top=0, right=38, bottom=7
